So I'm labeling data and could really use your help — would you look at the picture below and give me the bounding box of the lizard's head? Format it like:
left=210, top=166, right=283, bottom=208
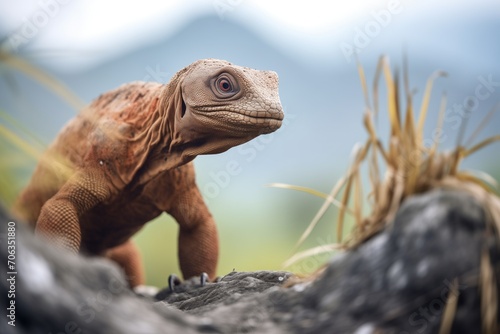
left=169, top=59, right=284, bottom=156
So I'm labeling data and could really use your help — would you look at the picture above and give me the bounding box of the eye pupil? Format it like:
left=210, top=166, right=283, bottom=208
left=219, top=79, right=231, bottom=92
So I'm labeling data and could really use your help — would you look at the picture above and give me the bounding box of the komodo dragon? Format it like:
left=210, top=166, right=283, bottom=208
left=15, top=58, right=284, bottom=287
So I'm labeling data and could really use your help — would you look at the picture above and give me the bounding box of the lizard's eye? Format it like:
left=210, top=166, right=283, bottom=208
left=213, top=73, right=239, bottom=98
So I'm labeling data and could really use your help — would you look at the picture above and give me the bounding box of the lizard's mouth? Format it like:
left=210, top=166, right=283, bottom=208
left=240, top=110, right=284, bottom=121
left=193, top=106, right=284, bottom=128
left=244, top=113, right=283, bottom=134
left=180, top=102, right=284, bottom=140
left=206, top=110, right=283, bottom=134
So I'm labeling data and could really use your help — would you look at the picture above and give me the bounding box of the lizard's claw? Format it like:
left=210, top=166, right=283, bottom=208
left=168, top=274, right=182, bottom=292
left=200, top=272, right=209, bottom=287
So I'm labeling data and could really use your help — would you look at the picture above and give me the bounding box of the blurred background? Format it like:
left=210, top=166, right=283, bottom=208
left=1, top=0, right=499, bottom=287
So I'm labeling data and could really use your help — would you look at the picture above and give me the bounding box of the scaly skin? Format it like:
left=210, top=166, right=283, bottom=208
left=15, top=59, right=284, bottom=287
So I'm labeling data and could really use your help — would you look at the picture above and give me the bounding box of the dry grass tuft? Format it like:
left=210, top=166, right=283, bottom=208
left=272, top=56, right=500, bottom=330
left=342, top=56, right=500, bottom=249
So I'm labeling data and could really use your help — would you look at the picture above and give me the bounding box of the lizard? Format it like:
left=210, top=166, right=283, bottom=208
left=14, top=58, right=284, bottom=288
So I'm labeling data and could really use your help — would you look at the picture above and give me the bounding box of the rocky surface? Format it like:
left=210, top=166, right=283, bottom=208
left=1, top=189, right=499, bottom=333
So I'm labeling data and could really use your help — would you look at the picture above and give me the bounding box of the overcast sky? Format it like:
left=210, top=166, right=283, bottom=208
left=2, top=0, right=498, bottom=70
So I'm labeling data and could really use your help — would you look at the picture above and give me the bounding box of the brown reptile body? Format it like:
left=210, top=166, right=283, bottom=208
left=15, top=59, right=284, bottom=287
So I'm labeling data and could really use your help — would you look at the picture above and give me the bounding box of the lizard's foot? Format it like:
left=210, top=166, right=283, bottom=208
left=168, top=273, right=208, bottom=292
left=168, top=272, right=209, bottom=292
left=156, top=272, right=211, bottom=300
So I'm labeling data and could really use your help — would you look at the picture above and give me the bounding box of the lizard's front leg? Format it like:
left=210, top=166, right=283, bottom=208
left=36, top=170, right=111, bottom=252
left=169, top=184, right=219, bottom=281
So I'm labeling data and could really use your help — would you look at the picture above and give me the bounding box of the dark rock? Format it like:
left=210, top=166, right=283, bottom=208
left=1, top=189, right=498, bottom=333
left=282, top=188, right=500, bottom=333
